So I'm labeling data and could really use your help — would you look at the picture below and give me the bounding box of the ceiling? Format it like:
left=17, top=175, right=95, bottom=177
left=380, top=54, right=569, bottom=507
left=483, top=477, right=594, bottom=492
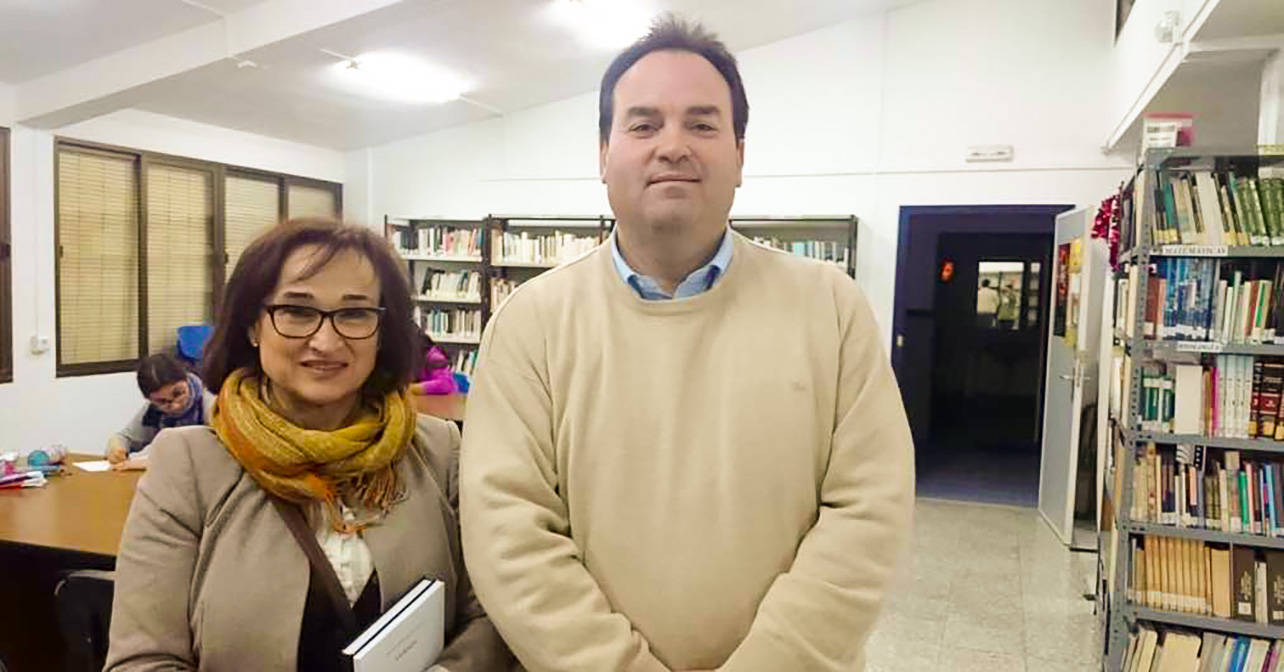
left=0, top=0, right=264, bottom=83
left=109, top=0, right=915, bottom=150
left=1193, top=0, right=1284, bottom=42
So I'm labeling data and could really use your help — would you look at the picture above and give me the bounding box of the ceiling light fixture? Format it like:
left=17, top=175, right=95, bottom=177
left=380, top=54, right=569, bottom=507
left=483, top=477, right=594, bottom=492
left=326, top=51, right=470, bottom=105
left=548, top=0, right=654, bottom=49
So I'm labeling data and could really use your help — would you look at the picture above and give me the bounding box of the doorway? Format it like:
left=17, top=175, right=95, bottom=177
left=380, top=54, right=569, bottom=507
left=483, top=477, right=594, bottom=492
left=892, top=205, right=1071, bottom=507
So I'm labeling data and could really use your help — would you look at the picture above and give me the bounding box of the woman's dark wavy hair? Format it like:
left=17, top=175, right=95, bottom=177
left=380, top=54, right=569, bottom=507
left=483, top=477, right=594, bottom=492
left=202, top=217, right=422, bottom=397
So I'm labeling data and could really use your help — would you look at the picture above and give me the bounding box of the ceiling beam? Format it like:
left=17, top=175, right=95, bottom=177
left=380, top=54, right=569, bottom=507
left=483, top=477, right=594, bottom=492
left=14, top=0, right=406, bottom=129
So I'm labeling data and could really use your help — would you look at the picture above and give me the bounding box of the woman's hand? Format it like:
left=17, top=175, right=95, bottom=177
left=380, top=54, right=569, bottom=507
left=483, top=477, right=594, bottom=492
left=106, top=438, right=128, bottom=465
left=111, top=458, right=147, bottom=472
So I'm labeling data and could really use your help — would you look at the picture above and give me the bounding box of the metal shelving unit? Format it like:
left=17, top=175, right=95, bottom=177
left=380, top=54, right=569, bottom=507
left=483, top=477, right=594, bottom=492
left=729, top=215, right=857, bottom=279
left=385, top=216, right=489, bottom=351
left=1104, top=148, right=1284, bottom=671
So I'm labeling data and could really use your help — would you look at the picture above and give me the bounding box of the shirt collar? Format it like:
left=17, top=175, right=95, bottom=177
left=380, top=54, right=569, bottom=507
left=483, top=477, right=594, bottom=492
left=610, top=227, right=734, bottom=300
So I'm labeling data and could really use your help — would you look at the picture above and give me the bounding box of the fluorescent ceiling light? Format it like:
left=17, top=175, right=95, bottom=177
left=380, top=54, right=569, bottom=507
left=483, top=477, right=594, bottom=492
left=548, top=0, right=654, bottom=49
left=331, top=53, right=469, bottom=104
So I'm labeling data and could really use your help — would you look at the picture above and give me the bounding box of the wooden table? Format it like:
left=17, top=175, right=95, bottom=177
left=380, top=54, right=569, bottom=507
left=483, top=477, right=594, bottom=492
left=0, top=455, right=140, bottom=556
left=0, top=455, right=140, bottom=671
left=413, top=392, right=467, bottom=423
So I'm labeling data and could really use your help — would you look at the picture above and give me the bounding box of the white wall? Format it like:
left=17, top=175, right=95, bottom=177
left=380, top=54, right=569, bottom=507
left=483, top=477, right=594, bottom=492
left=0, top=83, right=14, bottom=126
left=1105, top=0, right=1221, bottom=147
left=2, top=110, right=344, bottom=456
left=59, top=109, right=345, bottom=182
left=359, top=0, right=1134, bottom=341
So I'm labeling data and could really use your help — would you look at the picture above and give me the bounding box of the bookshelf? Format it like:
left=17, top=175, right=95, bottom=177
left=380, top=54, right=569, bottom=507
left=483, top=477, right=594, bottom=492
left=385, top=214, right=862, bottom=377
left=1105, top=148, right=1284, bottom=672
left=729, top=215, right=857, bottom=279
left=385, top=217, right=490, bottom=376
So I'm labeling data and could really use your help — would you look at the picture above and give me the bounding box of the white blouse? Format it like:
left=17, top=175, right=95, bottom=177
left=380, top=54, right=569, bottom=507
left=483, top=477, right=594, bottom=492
left=313, top=502, right=374, bottom=605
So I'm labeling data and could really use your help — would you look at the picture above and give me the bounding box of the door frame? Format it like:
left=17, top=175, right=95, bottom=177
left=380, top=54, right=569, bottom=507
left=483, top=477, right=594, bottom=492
left=891, top=204, right=1073, bottom=443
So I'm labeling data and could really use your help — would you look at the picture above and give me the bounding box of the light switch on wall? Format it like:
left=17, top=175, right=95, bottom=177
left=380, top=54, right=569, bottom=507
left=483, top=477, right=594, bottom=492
left=29, top=335, right=50, bottom=355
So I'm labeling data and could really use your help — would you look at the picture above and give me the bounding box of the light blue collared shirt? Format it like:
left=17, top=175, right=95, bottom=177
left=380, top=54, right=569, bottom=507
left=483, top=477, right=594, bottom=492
left=610, top=228, right=734, bottom=300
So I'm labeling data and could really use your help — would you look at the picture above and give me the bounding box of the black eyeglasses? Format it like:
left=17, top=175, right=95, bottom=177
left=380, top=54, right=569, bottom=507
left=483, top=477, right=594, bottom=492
left=262, top=304, right=386, bottom=340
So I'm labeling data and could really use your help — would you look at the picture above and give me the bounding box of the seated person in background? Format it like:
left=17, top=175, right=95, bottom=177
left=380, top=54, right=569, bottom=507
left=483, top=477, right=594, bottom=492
left=106, top=218, right=512, bottom=672
left=412, top=333, right=458, bottom=396
left=106, top=353, right=215, bottom=470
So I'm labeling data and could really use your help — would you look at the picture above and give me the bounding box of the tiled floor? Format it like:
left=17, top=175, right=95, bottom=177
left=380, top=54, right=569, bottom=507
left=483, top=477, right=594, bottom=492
left=866, top=499, right=1102, bottom=672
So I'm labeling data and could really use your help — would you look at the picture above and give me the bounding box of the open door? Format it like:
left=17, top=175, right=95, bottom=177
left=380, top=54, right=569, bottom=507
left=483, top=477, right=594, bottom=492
left=1039, top=208, right=1107, bottom=545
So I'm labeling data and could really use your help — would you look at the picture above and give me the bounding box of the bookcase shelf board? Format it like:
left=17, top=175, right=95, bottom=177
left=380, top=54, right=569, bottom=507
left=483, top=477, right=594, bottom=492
left=1125, top=522, right=1284, bottom=550
left=1127, top=607, right=1284, bottom=640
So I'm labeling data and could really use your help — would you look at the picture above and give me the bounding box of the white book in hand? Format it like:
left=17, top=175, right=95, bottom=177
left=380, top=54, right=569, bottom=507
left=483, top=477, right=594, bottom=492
left=343, top=578, right=445, bottom=672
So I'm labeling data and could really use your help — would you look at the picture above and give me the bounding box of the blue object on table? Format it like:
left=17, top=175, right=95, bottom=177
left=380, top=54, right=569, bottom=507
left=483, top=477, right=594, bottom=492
left=453, top=372, right=470, bottom=394
left=177, top=325, right=214, bottom=367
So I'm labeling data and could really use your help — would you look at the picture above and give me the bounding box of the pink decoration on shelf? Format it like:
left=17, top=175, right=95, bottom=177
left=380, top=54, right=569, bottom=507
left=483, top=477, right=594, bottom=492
left=1093, top=192, right=1121, bottom=272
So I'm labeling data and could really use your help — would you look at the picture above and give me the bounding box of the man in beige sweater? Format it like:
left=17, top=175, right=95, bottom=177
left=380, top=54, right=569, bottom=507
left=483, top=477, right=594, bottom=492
left=460, top=16, right=914, bottom=672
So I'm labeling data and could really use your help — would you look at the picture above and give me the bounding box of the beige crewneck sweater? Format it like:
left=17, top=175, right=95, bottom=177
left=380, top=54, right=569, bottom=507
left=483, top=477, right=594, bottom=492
left=460, top=231, right=914, bottom=672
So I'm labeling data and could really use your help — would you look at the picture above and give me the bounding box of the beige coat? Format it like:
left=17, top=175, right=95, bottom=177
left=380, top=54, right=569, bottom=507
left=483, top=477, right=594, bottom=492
left=106, top=415, right=514, bottom=672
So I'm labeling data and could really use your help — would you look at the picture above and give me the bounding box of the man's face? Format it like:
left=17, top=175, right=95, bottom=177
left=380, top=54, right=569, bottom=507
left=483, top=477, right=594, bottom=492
left=600, top=49, right=744, bottom=238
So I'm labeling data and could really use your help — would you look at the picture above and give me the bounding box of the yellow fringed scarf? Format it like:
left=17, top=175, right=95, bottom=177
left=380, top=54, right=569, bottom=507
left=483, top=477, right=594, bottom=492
left=212, top=368, right=416, bottom=533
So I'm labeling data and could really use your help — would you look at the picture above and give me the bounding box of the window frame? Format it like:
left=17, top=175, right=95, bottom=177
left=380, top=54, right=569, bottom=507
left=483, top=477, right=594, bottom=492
left=0, top=127, right=11, bottom=384
left=53, top=138, right=341, bottom=378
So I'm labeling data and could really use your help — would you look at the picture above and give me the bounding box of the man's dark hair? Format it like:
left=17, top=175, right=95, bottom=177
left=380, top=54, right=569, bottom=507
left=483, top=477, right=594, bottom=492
left=982, top=279, right=991, bottom=288
left=598, top=14, right=749, bottom=144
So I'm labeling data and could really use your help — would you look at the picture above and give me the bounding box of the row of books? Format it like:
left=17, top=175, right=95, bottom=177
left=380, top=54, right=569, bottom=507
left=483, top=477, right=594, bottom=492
left=1130, top=444, right=1284, bottom=536
left=1116, top=259, right=1284, bottom=343
left=417, top=269, right=481, bottom=300
left=1124, top=627, right=1284, bottom=672
left=491, top=278, right=516, bottom=309
left=1138, top=169, right=1284, bottom=246
left=492, top=231, right=597, bottom=265
left=748, top=237, right=848, bottom=266
left=1134, top=356, right=1284, bottom=439
left=414, top=307, right=481, bottom=340
left=452, top=349, right=477, bottom=378
left=390, top=225, right=482, bottom=258
left=1127, top=535, right=1281, bottom=624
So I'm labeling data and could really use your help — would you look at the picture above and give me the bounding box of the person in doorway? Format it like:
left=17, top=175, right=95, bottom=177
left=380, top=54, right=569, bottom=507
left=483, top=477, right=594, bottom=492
left=976, top=278, right=1000, bottom=328
left=997, top=280, right=1020, bottom=330
left=106, top=353, right=215, bottom=471
left=106, top=218, right=512, bottom=671
left=460, top=15, right=914, bottom=672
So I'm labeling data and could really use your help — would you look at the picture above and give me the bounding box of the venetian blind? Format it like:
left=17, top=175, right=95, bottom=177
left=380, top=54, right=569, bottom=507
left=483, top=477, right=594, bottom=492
left=146, top=163, right=213, bottom=355
left=57, top=148, right=140, bottom=366
left=224, top=173, right=279, bottom=277
left=287, top=182, right=337, bottom=219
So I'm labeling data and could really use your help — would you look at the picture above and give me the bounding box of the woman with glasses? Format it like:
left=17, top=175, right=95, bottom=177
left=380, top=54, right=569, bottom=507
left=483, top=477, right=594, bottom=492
left=106, top=353, right=216, bottom=471
left=106, top=218, right=513, bottom=671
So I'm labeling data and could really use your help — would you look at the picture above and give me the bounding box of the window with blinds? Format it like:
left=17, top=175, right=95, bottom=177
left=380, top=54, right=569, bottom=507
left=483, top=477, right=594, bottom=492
left=54, top=140, right=341, bottom=376
left=225, top=173, right=279, bottom=278
left=0, top=127, right=10, bottom=383
left=287, top=182, right=339, bottom=219
left=57, top=148, right=140, bottom=369
left=146, top=163, right=214, bottom=355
